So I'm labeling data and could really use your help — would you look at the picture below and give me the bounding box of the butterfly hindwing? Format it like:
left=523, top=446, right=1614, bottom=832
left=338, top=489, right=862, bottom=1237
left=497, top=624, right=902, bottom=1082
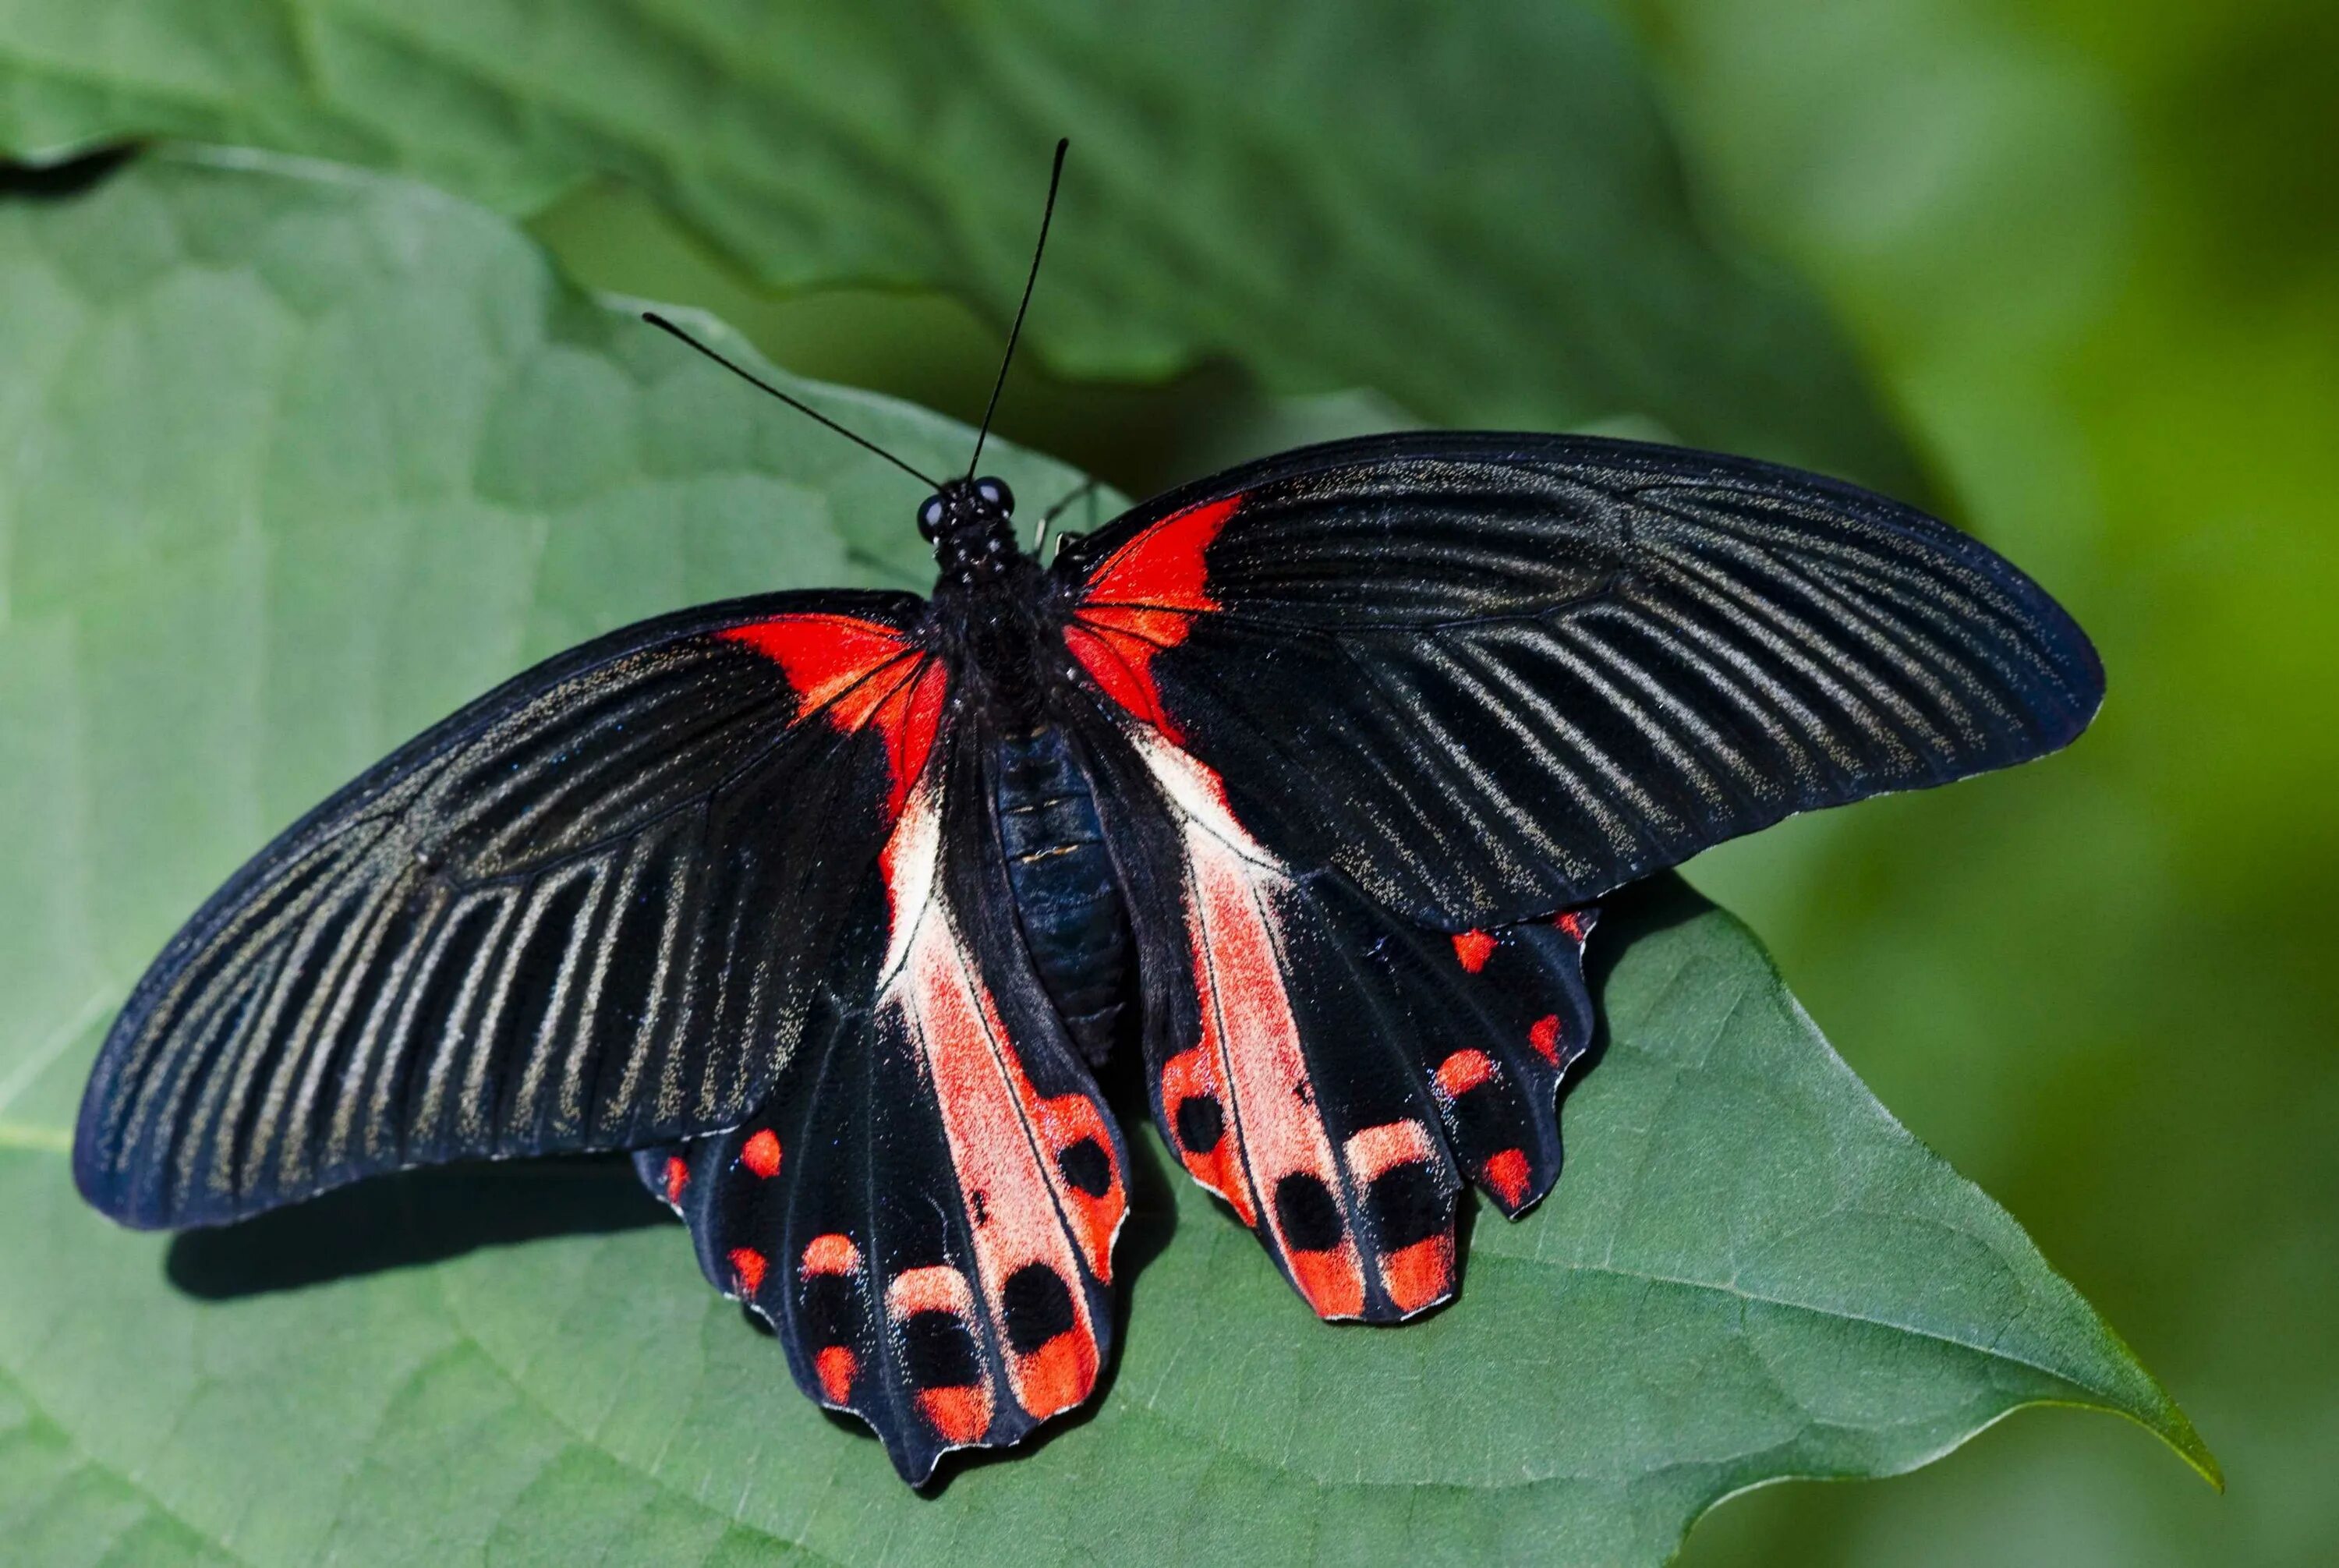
left=1074, top=708, right=1596, bottom=1321
left=638, top=727, right=1127, bottom=1481
left=1057, top=431, right=2105, bottom=928
left=76, top=591, right=942, bottom=1228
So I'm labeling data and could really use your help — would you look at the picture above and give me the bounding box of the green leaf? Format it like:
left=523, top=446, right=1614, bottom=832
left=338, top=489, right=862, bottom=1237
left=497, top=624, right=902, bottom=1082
left=0, top=154, right=2206, bottom=1566
left=0, top=0, right=1920, bottom=494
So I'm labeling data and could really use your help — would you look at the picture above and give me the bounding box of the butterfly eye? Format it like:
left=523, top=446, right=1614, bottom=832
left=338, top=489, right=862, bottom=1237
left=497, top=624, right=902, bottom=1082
left=918, top=497, right=947, bottom=540
left=975, top=476, right=1014, bottom=515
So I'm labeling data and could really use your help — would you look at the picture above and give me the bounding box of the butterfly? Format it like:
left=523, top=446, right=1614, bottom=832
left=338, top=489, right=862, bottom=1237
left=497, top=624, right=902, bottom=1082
left=72, top=143, right=2103, bottom=1484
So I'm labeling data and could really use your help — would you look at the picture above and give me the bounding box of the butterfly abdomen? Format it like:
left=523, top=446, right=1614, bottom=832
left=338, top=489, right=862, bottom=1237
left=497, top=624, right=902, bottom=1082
left=992, top=725, right=1128, bottom=1064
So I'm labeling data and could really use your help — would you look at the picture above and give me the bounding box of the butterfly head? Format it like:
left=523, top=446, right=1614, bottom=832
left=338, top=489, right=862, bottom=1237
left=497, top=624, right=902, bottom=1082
left=918, top=476, right=1021, bottom=583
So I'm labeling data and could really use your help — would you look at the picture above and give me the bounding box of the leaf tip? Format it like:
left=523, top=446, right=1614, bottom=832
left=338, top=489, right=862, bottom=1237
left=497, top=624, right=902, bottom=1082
left=2155, top=1404, right=2225, bottom=1493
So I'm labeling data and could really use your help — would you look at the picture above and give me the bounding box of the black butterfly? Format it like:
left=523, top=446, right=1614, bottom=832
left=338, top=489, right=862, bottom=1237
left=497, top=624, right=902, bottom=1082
left=73, top=144, right=2102, bottom=1484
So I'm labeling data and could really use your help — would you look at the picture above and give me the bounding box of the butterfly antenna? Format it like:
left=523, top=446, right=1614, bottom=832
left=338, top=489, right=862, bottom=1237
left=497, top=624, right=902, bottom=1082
left=967, top=137, right=1069, bottom=480
left=640, top=312, right=942, bottom=490
left=1033, top=474, right=1101, bottom=551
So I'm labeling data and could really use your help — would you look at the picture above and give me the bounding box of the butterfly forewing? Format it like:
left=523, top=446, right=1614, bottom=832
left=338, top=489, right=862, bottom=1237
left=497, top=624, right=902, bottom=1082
left=74, top=590, right=937, bottom=1228
left=1059, top=432, right=2105, bottom=928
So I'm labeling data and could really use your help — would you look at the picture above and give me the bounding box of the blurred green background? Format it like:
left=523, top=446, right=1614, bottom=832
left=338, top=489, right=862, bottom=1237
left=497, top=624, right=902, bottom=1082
left=536, top=3, right=2335, bottom=1559
left=5, top=0, right=2332, bottom=1559
left=1632, top=5, right=2337, bottom=1563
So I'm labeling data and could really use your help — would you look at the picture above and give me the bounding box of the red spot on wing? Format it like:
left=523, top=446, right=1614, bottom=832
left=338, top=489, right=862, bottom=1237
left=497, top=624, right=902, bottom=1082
left=1527, top=1014, right=1562, bottom=1066
left=1066, top=494, right=1240, bottom=741
left=728, top=1246, right=767, bottom=1296
left=1433, top=1049, right=1497, bottom=1099
left=814, top=1346, right=858, bottom=1404
left=1380, top=1236, right=1455, bottom=1315
left=1555, top=909, right=1591, bottom=944
left=719, top=612, right=943, bottom=815
left=1484, top=1148, right=1532, bottom=1209
left=917, top=1385, right=992, bottom=1445
left=739, top=1128, right=781, bottom=1178
left=1451, top=930, right=1496, bottom=972
left=663, top=1156, right=689, bottom=1206
left=882, top=1264, right=996, bottom=1442
left=1022, top=1089, right=1123, bottom=1280
left=1287, top=1251, right=1366, bottom=1318
left=1015, top=1329, right=1099, bottom=1418
left=1343, top=1120, right=1437, bottom=1181
left=888, top=1265, right=974, bottom=1318
left=801, top=1234, right=862, bottom=1277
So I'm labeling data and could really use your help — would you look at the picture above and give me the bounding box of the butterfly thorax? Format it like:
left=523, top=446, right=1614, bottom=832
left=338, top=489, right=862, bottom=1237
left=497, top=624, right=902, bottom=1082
left=929, top=558, right=1053, bottom=728
left=922, top=476, right=1076, bottom=731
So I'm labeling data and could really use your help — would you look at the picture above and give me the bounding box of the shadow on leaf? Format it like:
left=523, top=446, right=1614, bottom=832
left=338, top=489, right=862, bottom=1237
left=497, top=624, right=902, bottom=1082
left=1584, top=871, right=1712, bottom=1000
left=0, top=145, right=139, bottom=202
left=165, top=1155, right=669, bottom=1298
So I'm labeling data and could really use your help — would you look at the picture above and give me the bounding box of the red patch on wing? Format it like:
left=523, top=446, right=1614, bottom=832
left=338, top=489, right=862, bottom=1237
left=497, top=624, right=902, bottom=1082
left=1433, top=1049, right=1497, bottom=1099
left=888, top=1265, right=974, bottom=1318
left=876, top=780, right=1119, bottom=1425
left=663, top=1155, right=689, bottom=1206
left=917, top=1386, right=992, bottom=1445
left=1343, top=1120, right=1437, bottom=1180
left=1287, top=1251, right=1366, bottom=1317
left=801, top=1234, right=862, bottom=1277
left=1484, top=1148, right=1532, bottom=1208
left=883, top=1265, right=996, bottom=1442
left=1021, top=1089, right=1123, bottom=1280
left=1128, top=724, right=1371, bottom=1319
left=1065, top=494, right=1240, bottom=742
left=1555, top=910, right=1590, bottom=944
left=1182, top=793, right=1364, bottom=1318
left=1527, top=1013, right=1562, bottom=1066
left=739, top=1128, right=782, bottom=1178
left=814, top=1346, right=858, bottom=1404
left=728, top=1246, right=767, bottom=1296
left=1380, top=1236, right=1455, bottom=1315
left=720, top=613, right=943, bottom=814
left=1015, top=1329, right=1099, bottom=1418
left=1451, top=930, right=1496, bottom=972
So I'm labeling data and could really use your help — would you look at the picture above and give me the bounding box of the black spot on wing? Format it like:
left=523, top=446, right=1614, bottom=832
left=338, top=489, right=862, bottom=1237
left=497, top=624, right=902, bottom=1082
left=1056, top=1136, right=1113, bottom=1198
left=1001, top=1264, right=1078, bottom=1356
left=1274, top=1172, right=1346, bottom=1253
left=1368, top=1163, right=1449, bottom=1251
left=1173, top=1094, right=1225, bottom=1156
left=901, top=1311, right=983, bottom=1390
